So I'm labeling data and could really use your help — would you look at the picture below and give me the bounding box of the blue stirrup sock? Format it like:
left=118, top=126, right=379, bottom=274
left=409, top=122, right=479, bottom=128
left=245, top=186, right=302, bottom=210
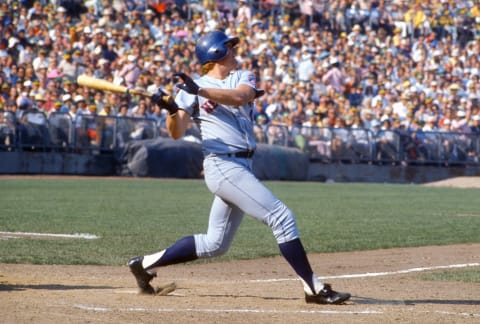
left=144, top=235, right=198, bottom=270
left=143, top=236, right=319, bottom=294
left=278, top=238, right=317, bottom=294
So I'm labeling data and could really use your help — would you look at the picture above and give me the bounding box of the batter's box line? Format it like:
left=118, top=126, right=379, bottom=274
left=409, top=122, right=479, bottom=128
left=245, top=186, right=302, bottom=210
left=428, top=310, right=480, bottom=318
left=72, top=304, right=480, bottom=318
left=248, top=262, right=480, bottom=283
left=73, top=304, right=383, bottom=315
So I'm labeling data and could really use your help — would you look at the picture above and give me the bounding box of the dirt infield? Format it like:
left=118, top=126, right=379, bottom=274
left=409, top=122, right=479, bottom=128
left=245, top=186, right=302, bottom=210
left=1, top=244, right=479, bottom=323
left=421, top=176, right=480, bottom=189
left=1, top=177, right=479, bottom=323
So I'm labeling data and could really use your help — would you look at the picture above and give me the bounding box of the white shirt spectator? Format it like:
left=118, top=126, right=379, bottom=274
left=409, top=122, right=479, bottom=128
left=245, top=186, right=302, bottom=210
left=236, top=0, right=252, bottom=26
left=32, top=54, right=49, bottom=72
left=18, top=46, right=35, bottom=65
left=57, top=56, right=77, bottom=79
left=265, top=97, right=281, bottom=119
left=451, top=111, right=471, bottom=133
left=297, top=53, right=315, bottom=82
left=392, top=96, right=409, bottom=120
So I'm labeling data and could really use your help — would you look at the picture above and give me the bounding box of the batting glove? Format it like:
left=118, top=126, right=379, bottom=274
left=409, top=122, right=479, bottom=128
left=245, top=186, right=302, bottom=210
left=174, top=72, right=200, bottom=95
left=152, top=89, right=178, bottom=115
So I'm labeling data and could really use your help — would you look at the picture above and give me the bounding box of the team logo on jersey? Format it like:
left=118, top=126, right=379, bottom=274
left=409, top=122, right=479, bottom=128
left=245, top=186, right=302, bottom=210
left=200, top=100, right=217, bottom=113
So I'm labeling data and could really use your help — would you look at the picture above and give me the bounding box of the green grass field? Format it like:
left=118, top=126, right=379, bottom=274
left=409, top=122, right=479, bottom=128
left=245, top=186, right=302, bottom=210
left=1, top=178, right=479, bottom=274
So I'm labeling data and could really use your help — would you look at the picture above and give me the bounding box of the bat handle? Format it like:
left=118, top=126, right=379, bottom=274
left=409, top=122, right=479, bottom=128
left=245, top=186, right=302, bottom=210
left=126, top=88, right=171, bottom=102
left=126, top=88, right=152, bottom=97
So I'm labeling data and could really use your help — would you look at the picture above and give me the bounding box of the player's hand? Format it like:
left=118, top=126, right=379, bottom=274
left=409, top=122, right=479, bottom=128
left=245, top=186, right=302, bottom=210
left=174, top=72, right=200, bottom=95
left=152, top=88, right=178, bottom=115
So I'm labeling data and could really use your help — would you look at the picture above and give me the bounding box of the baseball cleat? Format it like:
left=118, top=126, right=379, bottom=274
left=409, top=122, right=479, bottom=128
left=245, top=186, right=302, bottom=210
left=127, top=256, right=156, bottom=295
left=305, top=283, right=351, bottom=305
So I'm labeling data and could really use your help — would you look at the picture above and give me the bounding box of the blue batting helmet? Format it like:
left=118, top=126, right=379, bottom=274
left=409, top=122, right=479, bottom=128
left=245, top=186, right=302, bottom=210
left=195, top=30, right=239, bottom=65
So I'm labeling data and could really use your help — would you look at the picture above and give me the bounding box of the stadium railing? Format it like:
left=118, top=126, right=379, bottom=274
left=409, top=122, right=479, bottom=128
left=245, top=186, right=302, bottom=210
left=1, top=111, right=479, bottom=166
left=264, top=124, right=480, bottom=166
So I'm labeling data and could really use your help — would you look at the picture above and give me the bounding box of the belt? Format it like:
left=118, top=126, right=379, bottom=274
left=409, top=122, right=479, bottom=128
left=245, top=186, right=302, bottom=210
left=226, top=150, right=255, bottom=158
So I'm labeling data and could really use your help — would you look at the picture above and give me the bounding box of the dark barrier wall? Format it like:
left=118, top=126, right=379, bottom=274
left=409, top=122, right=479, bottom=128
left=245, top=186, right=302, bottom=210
left=118, top=139, right=309, bottom=181
left=119, top=138, right=204, bottom=178
left=0, top=151, right=115, bottom=175
left=252, top=144, right=309, bottom=181
left=1, top=141, right=479, bottom=183
left=308, top=162, right=480, bottom=183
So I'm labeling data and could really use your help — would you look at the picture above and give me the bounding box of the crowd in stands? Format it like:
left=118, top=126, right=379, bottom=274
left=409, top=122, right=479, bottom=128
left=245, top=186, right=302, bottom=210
left=0, top=0, right=480, bottom=163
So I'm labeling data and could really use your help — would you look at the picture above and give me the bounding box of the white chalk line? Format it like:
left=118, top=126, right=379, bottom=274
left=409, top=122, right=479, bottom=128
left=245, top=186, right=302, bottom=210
left=456, top=213, right=480, bottom=217
left=249, top=263, right=480, bottom=283
left=116, top=262, right=480, bottom=296
left=77, top=262, right=480, bottom=318
left=73, top=304, right=480, bottom=318
left=73, top=304, right=383, bottom=315
left=430, top=310, right=480, bottom=318
left=115, top=289, right=139, bottom=294
left=0, top=231, right=99, bottom=239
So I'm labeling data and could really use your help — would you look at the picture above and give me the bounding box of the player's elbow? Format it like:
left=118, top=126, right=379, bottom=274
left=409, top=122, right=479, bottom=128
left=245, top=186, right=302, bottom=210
left=228, top=93, right=251, bottom=106
left=230, top=88, right=256, bottom=105
left=169, top=129, right=185, bottom=140
left=167, top=123, right=185, bottom=139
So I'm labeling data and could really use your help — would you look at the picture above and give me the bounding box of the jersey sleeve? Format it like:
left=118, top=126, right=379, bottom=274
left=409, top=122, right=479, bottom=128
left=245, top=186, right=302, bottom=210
left=237, top=70, right=257, bottom=89
left=174, top=89, right=197, bottom=116
left=238, top=70, right=265, bottom=98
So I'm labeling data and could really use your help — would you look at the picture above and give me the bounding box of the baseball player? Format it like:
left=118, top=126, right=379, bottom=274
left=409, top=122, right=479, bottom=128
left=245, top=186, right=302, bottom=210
left=127, top=30, right=351, bottom=305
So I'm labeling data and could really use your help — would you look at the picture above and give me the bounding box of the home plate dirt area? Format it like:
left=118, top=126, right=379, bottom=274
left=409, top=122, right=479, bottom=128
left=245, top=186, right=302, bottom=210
left=1, top=176, right=479, bottom=323
left=0, top=243, right=478, bottom=323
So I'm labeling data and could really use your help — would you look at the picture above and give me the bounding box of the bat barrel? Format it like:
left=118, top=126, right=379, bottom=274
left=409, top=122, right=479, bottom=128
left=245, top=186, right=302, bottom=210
left=76, top=74, right=170, bottom=101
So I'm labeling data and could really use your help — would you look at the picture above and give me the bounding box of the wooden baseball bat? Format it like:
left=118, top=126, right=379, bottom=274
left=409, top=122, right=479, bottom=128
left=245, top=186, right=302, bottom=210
left=76, top=75, right=171, bottom=102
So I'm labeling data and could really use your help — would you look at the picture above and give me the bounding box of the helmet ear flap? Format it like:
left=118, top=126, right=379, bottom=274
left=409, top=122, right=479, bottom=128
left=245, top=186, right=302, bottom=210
left=208, top=45, right=227, bottom=62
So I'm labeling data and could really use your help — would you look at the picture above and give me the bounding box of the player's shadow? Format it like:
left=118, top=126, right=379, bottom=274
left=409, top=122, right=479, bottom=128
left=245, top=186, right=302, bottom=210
left=353, top=296, right=480, bottom=306
left=0, top=283, right=114, bottom=292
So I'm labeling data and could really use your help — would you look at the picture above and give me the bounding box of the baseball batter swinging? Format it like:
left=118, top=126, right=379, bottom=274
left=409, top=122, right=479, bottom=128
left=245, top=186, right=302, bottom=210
left=128, top=30, right=351, bottom=305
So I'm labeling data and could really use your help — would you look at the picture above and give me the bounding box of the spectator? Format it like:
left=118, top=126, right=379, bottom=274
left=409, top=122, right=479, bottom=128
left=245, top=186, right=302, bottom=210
left=0, top=0, right=476, bottom=163
left=32, top=49, right=49, bottom=73
left=297, top=51, right=315, bottom=83
left=59, top=93, right=73, bottom=114
left=114, top=54, right=141, bottom=88
left=281, top=0, right=300, bottom=24
left=451, top=109, right=472, bottom=133
left=57, top=52, right=77, bottom=80
left=235, top=0, right=252, bottom=27
left=471, top=115, right=480, bottom=134
left=373, top=118, right=398, bottom=163
left=404, top=3, right=429, bottom=38
left=0, top=110, right=14, bottom=149
left=322, top=57, right=345, bottom=94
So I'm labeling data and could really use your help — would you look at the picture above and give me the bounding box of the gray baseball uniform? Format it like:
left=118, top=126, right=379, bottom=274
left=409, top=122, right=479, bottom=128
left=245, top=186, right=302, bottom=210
left=175, top=69, right=299, bottom=258
left=129, top=30, right=350, bottom=303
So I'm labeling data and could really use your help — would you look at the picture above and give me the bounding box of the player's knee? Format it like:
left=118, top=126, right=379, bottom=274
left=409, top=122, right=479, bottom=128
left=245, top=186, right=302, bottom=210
left=202, top=239, right=230, bottom=257
left=271, top=206, right=299, bottom=243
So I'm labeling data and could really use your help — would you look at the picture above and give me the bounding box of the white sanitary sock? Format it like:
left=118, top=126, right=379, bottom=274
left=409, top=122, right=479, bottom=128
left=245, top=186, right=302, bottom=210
left=141, top=250, right=166, bottom=270
left=300, top=273, right=324, bottom=296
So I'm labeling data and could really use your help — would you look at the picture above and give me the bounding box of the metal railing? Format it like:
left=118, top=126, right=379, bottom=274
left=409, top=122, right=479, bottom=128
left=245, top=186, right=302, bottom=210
left=0, top=110, right=159, bottom=153
left=1, top=110, right=479, bottom=165
left=269, top=124, right=480, bottom=165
